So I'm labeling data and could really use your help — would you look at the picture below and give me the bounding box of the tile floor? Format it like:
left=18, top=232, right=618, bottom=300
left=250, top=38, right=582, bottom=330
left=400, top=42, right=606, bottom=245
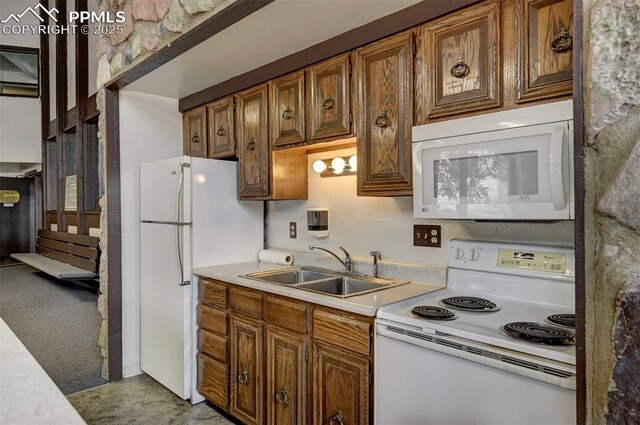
left=67, top=374, right=233, bottom=424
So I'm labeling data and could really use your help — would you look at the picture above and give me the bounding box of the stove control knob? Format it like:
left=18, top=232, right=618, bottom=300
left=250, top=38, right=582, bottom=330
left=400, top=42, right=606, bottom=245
left=468, top=249, right=480, bottom=261
left=454, top=247, right=464, bottom=260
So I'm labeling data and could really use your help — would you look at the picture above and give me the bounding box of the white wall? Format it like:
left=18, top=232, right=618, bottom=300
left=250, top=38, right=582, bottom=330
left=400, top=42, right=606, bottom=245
left=0, top=1, right=42, bottom=175
left=119, top=91, right=182, bottom=377
left=267, top=147, right=575, bottom=268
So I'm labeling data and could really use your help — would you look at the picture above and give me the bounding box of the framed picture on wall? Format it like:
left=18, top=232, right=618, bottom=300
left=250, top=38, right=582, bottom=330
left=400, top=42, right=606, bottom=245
left=0, top=45, right=39, bottom=98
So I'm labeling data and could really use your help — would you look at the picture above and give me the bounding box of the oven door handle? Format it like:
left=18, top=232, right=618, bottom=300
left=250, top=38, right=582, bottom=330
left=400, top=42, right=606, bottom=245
left=549, top=125, right=567, bottom=210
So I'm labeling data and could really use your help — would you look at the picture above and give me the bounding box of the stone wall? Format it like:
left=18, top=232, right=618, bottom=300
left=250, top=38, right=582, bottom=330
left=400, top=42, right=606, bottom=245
left=94, top=0, right=238, bottom=378
left=583, top=0, right=640, bottom=423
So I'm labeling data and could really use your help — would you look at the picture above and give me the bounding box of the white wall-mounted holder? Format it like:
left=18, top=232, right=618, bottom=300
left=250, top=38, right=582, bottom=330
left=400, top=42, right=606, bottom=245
left=307, top=207, right=329, bottom=238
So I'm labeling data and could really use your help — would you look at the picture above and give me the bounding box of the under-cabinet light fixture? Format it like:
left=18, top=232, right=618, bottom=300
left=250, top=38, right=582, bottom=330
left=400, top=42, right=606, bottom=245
left=312, top=155, right=357, bottom=177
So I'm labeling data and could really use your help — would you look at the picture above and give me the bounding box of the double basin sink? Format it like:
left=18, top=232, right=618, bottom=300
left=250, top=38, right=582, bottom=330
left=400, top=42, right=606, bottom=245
left=243, top=267, right=409, bottom=298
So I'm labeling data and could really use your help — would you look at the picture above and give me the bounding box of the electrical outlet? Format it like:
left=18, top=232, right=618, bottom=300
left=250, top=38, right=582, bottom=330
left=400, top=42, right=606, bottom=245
left=413, top=224, right=441, bottom=247
left=289, top=222, right=297, bottom=239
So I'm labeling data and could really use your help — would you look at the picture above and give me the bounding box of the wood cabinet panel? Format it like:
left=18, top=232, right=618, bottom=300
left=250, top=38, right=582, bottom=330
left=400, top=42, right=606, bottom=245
left=236, top=84, right=270, bottom=199
left=517, top=0, right=573, bottom=102
left=264, top=295, right=308, bottom=334
left=198, top=329, right=227, bottom=362
left=270, top=71, right=305, bottom=147
left=313, top=308, right=371, bottom=357
left=313, top=343, right=370, bottom=425
left=198, top=353, right=228, bottom=408
left=416, top=0, right=501, bottom=121
left=183, top=106, right=207, bottom=157
left=207, top=96, right=235, bottom=158
left=266, top=327, right=307, bottom=425
left=230, top=316, right=264, bottom=425
left=199, top=278, right=227, bottom=309
left=198, top=304, right=227, bottom=336
left=354, top=31, right=413, bottom=196
left=229, top=287, right=263, bottom=319
left=305, top=53, right=352, bottom=142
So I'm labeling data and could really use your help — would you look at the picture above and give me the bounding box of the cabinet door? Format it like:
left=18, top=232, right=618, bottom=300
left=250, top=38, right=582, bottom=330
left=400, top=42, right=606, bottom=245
left=207, top=96, right=235, bottom=158
left=230, top=316, right=263, bottom=425
left=306, top=53, right=351, bottom=141
left=313, top=343, right=370, bottom=425
left=270, top=71, right=305, bottom=148
left=416, top=0, right=500, bottom=121
left=354, top=31, right=413, bottom=196
left=266, top=327, right=307, bottom=425
left=198, top=353, right=228, bottom=408
left=183, top=106, right=207, bottom=157
left=517, top=0, right=573, bottom=102
left=236, top=84, right=269, bottom=199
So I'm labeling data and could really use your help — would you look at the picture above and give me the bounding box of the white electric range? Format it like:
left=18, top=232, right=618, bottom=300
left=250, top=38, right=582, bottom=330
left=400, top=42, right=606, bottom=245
left=375, top=240, right=577, bottom=425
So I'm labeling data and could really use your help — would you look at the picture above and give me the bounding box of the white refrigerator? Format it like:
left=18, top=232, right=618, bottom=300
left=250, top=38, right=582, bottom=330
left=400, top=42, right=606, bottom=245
left=139, top=156, right=263, bottom=403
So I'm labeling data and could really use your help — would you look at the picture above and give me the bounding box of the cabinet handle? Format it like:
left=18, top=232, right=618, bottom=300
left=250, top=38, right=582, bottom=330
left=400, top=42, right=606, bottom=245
left=216, top=126, right=226, bottom=137
left=275, top=385, right=289, bottom=405
left=450, top=57, right=470, bottom=79
left=329, top=409, right=344, bottom=425
left=238, top=367, right=249, bottom=384
left=551, top=27, right=573, bottom=52
left=191, top=132, right=200, bottom=144
left=322, top=97, right=334, bottom=110
left=246, top=138, right=256, bottom=151
left=374, top=111, right=389, bottom=128
left=282, top=107, right=294, bottom=120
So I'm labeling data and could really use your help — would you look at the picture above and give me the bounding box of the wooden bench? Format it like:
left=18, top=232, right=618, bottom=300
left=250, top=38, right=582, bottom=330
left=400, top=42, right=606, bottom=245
left=11, top=230, right=100, bottom=280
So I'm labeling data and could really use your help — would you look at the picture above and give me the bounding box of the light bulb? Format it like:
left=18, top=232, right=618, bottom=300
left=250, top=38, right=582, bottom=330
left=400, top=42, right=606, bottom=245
left=349, top=155, right=357, bottom=172
left=313, top=159, right=327, bottom=173
left=331, top=157, right=346, bottom=174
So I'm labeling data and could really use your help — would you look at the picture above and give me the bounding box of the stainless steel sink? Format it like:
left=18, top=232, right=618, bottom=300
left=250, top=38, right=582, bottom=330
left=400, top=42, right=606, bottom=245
left=242, top=267, right=409, bottom=298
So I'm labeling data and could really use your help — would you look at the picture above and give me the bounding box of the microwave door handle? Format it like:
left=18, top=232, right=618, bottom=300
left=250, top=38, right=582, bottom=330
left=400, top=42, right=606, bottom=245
left=549, top=126, right=567, bottom=210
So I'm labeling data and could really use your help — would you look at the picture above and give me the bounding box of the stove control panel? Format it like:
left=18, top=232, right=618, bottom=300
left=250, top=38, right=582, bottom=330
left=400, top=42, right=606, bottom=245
left=498, top=249, right=566, bottom=274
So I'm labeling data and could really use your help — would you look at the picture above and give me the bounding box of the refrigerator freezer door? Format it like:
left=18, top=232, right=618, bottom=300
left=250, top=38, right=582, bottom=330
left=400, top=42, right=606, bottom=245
left=140, top=156, right=192, bottom=223
left=140, top=222, right=192, bottom=399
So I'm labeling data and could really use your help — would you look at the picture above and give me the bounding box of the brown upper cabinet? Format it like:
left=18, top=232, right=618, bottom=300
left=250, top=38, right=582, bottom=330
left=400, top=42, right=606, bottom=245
left=207, top=96, right=235, bottom=158
left=416, top=0, right=501, bottom=122
left=306, top=54, right=353, bottom=143
left=354, top=31, right=414, bottom=197
left=517, top=0, right=573, bottom=102
left=235, top=84, right=270, bottom=199
left=269, top=71, right=305, bottom=148
left=183, top=106, right=207, bottom=157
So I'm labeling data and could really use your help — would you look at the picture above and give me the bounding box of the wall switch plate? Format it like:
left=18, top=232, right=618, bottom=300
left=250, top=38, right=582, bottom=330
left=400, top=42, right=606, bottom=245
left=414, top=224, right=441, bottom=247
left=289, top=222, right=297, bottom=239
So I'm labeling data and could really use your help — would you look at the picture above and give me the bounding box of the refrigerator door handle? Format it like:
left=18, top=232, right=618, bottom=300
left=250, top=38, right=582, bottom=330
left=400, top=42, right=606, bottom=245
left=177, top=162, right=191, bottom=287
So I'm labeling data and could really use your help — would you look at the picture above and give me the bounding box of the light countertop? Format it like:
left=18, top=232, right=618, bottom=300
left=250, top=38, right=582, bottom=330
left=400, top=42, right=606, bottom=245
left=0, top=318, right=86, bottom=425
left=193, top=262, right=445, bottom=316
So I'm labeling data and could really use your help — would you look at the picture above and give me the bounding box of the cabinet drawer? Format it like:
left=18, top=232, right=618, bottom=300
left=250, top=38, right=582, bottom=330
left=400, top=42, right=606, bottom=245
left=229, top=287, right=263, bottom=319
left=199, top=278, right=227, bottom=309
left=198, top=329, right=227, bottom=362
left=313, top=309, right=371, bottom=356
left=198, top=353, right=228, bottom=408
left=198, top=304, right=227, bottom=336
left=265, top=295, right=308, bottom=334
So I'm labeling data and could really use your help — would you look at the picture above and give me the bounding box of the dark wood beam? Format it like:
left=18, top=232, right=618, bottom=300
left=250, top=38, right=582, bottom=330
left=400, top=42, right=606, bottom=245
left=75, top=0, right=89, bottom=234
left=55, top=0, right=67, bottom=229
left=85, top=93, right=98, bottom=121
left=106, top=0, right=275, bottom=91
left=179, top=0, right=480, bottom=112
left=40, top=0, right=50, bottom=230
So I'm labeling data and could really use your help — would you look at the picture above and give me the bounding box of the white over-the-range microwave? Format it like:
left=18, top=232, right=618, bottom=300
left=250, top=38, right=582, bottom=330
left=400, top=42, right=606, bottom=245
left=412, top=100, right=574, bottom=220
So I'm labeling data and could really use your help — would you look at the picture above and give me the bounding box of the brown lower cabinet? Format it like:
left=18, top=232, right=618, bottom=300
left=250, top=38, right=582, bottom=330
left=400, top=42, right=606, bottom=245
left=196, top=277, right=374, bottom=425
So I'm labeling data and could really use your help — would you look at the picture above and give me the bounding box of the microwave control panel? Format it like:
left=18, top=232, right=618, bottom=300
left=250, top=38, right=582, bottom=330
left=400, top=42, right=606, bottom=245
left=498, top=249, right=566, bottom=274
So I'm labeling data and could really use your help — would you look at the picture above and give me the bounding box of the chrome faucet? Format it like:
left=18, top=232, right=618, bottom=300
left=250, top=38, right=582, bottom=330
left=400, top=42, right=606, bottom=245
left=370, top=251, right=381, bottom=278
left=309, top=245, right=354, bottom=274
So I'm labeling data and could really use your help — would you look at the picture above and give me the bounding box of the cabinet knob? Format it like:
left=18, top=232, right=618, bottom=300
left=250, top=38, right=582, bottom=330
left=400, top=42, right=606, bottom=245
left=551, top=27, right=573, bottom=52
left=374, top=111, right=389, bottom=128
left=322, top=97, right=334, bottom=110
left=191, top=132, right=200, bottom=144
left=216, top=126, right=226, bottom=137
left=282, top=107, right=294, bottom=120
left=275, top=385, right=289, bottom=405
left=238, top=367, right=249, bottom=384
left=246, top=138, right=256, bottom=151
left=329, top=409, right=344, bottom=425
left=450, top=57, right=470, bottom=79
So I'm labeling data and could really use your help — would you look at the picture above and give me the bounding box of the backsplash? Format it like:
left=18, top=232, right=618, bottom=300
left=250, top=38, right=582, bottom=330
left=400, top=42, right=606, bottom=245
left=266, top=147, right=574, bottom=268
